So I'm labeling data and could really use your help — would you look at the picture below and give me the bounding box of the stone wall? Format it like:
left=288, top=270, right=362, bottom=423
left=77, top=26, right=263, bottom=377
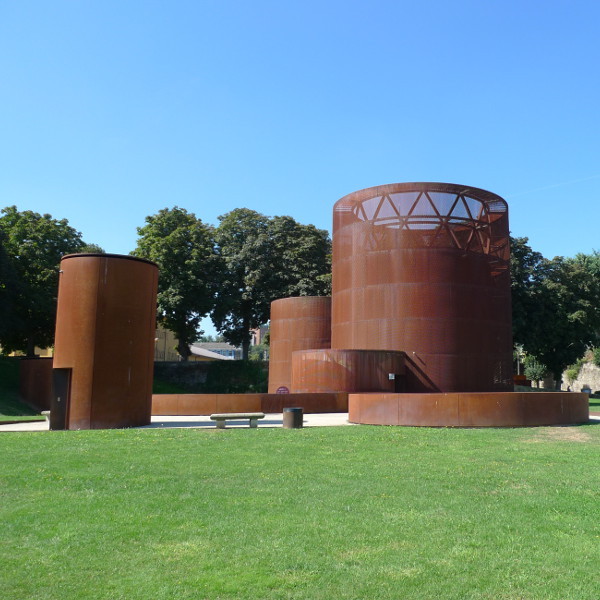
left=561, top=362, right=600, bottom=393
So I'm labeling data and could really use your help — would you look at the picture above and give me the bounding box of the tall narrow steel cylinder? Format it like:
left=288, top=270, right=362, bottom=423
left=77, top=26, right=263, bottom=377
left=52, top=254, right=158, bottom=429
left=331, top=183, right=513, bottom=392
left=268, top=296, right=331, bottom=393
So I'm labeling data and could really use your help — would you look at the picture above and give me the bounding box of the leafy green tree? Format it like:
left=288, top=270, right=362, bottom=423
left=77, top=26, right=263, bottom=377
left=211, top=209, right=272, bottom=360
left=78, top=243, right=105, bottom=253
left=510, top=237, right=600, bottom=386
left=133, top=207, right=219, bottom=361
left=593, top=347, right=600, bottom=368
left=268, top=215, right=332, bottom=297
left=197, top=334, right=226, bottom=343
left=0, top=229, right=18, bottom=345
left=522, top=354, right=549, bottom=383
left=0, top=206, right=86, bottom=356
left=248, top=343, right=269, bottom=361
left=212, top=209, right=331, bottom=359
left=510, top=236, right=549, bottom=353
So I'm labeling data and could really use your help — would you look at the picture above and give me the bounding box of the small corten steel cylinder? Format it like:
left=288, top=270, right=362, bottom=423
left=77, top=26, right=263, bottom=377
left=268, top=296, right=331, bottom=393
left=51, top=254, right=158, bottom=430
left=331, top=183, right=513, bottom=393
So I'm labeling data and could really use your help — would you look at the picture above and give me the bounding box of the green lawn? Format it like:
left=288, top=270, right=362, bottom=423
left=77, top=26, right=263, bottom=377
left=1, top=424, right=599, bottom=599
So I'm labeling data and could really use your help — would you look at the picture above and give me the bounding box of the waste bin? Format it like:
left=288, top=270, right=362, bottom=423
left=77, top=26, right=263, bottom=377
left=283, top=407, right=303, bottom=429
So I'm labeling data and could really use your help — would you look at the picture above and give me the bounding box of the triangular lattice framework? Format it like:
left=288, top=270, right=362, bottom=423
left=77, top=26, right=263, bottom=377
left=347, top=187, right=509, bottom=271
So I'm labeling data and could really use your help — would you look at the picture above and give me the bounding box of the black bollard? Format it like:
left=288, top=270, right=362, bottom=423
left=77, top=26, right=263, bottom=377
left=283, top=407, right=303, bottom=429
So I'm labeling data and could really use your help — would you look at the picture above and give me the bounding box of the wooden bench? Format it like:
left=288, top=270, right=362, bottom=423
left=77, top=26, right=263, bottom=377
left=209, top=413, right=265, bottom=429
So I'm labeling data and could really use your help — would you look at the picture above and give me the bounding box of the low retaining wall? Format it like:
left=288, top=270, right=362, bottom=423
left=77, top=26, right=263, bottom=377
left=349, top=392, right=590, bottom=427
left=152, top=393, right=348, bottom=415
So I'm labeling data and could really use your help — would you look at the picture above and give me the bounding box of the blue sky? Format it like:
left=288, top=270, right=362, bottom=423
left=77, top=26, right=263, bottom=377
left=1, top=0, right=599, bottom=264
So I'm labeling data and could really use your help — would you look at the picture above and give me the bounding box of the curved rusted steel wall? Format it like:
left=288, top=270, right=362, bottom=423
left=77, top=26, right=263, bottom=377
left=291, top=349, right=406, bottom=393
left=349, top=392, right=589, bottom=427
left=52, top=254, right=158, bottom=430
left=332, top=182, right=513, bottom=392
left=268, top=296, right=331, bottom=393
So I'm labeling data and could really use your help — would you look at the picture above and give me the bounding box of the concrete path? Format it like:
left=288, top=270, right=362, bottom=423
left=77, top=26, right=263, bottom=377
left=1, top=413, right=598, bottom=433
left=142, top=413, right=354, bottom=429
left=0, top=413, right=354, bottom=432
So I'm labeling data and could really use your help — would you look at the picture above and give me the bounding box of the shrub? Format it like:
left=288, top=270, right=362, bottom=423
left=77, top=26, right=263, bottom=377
left=565, top=357, right=586, bottom=384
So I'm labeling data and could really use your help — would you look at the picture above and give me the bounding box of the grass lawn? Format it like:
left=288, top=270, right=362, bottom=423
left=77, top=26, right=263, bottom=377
left=1, top=424, right=599, bottom=600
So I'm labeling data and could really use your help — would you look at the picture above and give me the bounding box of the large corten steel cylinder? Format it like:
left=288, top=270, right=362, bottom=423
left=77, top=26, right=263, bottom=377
left=268, top=296, right=331, bottom=393
left=52, top=254, right=158, bottom=430
left=332, top=183, right=513, bottom=392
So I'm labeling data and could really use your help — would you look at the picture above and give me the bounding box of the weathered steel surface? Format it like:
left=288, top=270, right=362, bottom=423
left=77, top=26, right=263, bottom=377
left=291, top=349, right=406, bottom=393
left=348, top=392, right=590, bottom=427
left=52, top=254, right=158, bottom=430
left=268, top=296, right=331, bottom=393
left=151, top=393, right=348, bottom=415
left=331, top=183, right=513, bottom=393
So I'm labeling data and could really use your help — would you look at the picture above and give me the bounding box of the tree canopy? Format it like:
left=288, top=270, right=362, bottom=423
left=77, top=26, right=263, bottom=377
left=212, top=209, right=331, bottom=359
left=132, top=207, right=219, bottom=361
left=0, top=206, right=86, bottom=356
left=510, top=237, right=600, bottom=384
left=0, top=228, right=18, bottom=343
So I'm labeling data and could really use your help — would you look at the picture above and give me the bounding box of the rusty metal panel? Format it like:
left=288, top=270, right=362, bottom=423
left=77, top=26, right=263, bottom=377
left=331, top=183, right=513, bottom=393
left=151, top=393, right=348, bottom=415
left=348, top=392, right=589, bottom=427
left=291, top=349, right=406, bottom=393
left=216, top=394, right=262, bottom=413
left=52, top=254, right=158, bottom=430
left=268, top=296, right=331, bottom=393
left=261, top=393, right=348, bottom=414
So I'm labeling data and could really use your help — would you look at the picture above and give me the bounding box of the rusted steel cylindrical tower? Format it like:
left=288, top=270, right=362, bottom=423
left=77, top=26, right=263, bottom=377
left=268, top=296, right=331, bottom=393
left=51, top=254, right=158, bottom=430
left=332, top=183, right=513, bottom=392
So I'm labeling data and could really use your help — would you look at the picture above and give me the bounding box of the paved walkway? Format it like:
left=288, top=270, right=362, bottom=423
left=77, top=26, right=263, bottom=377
left=0, top=413, right=354, bottom=432
left=2, top=413, right=599, bottom=433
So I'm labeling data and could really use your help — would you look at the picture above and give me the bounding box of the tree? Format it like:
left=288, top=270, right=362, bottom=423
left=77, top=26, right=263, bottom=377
left=78, top=243, right=105, bottom=253
left=197, top=334, right=226, bottom=343
left=0, top=228, right=18, bottom=344
left=536, top=256, right=600, bottom=383
left=510, top=236, right=548, bottom=353
left=133, top=207, right=219, bottom=361
left=510, top=237, right=600, bottom=386
left=212, top=209, right=331, bottom=359
left=211, top=209, right=272, bottom=360
left=522, top=354, right=549, bottom=383
left=268, top=215, right=332, bottom=297
left=0, top=206, right=86, bottom=356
